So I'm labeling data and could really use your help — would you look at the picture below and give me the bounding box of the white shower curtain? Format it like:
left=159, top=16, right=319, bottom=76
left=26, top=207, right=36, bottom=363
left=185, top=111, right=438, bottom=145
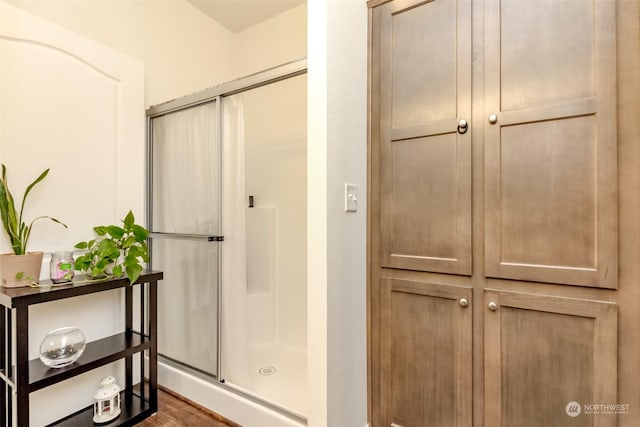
left=152, top=103, right=218, bottom=234
left=221, top=94, right=250, bottom=384
left=152, top=101, right=219, bottom=375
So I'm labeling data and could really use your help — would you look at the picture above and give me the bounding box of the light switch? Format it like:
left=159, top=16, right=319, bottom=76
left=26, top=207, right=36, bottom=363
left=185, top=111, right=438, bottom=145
left=345, top=183, right=358, bottom=212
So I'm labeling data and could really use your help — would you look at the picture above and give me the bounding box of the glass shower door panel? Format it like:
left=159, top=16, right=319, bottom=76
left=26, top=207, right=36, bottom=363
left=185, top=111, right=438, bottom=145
left=151, top=101, right=219, bottom=235
left=150, top=100, right=220, bottom=377
left=221, top=74, right=307, bottom=416
left=153, top=237, right=218, bottom=376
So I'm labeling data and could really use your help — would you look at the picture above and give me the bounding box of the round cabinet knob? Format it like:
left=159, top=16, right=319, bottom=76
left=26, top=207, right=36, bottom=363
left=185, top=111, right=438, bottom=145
left=457, top=119, right=468, bottom=134
left=459, top=298, right=469, bottom=308
left=488, top=114, right=498, bottom=124
left=488, top=301, right=498, bottom=311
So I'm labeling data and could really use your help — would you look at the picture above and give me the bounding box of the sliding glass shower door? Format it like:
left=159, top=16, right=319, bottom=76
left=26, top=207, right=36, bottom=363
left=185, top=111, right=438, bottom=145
left=221, top=74, right=307, bottom=416
left=149, top=100, right=221, bottom=377
left=146, top=60, right=307, bottom=418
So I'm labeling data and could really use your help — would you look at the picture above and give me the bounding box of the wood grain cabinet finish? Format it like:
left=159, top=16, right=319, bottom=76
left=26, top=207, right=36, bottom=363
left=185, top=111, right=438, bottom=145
left=368, top=0, right=637, bottom=426
left=373, top=0, right=472, bottom=275
left=484, top=290, right=618, bottom=427
left=383, top=279, right=472, bottom=427
left=484, top=0, right=618, bottom=288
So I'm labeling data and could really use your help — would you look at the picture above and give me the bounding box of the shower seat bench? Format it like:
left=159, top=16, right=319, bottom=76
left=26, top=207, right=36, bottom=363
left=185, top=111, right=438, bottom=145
left=0, top=270, right=163, bottom=427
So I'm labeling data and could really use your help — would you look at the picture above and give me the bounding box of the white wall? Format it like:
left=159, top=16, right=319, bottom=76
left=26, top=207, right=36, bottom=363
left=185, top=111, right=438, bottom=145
left=0, top=2, right=145, bottom=425
left=234, top=3, right=307, bottom=77
left=307, top=1, right=368, bottom=426
left=3, top=1, right=371, bottom=426
left=4, top=0, right=236, bottom=107
left=6, top=0, right=307, bottom=108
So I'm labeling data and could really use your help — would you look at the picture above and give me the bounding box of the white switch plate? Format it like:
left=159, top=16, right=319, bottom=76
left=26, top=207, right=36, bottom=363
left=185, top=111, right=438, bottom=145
left=345, top=183, right=358, bottom=212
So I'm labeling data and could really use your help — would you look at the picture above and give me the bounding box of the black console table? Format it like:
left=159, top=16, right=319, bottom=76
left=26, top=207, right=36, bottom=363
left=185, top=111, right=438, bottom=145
left=0, top=270, right=163, bottom=427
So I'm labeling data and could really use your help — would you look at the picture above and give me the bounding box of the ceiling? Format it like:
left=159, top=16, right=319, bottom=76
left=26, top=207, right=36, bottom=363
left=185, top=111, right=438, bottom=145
left=187, top=0, right=305, bottom=33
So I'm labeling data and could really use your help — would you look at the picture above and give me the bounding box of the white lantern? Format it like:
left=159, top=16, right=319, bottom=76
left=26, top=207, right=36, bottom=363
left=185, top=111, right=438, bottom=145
left=93, top=376, right=121, bottom=424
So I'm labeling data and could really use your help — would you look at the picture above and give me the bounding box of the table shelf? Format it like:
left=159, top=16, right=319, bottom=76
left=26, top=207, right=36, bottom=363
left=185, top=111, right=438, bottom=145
left=29, top=332, right=151, bottom=392
left=47, top=391, right=150, bottom=427
left=0, top=271, right=162, bottom=427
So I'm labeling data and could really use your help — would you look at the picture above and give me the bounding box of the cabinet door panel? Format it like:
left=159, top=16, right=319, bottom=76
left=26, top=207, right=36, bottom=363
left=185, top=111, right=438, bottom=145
left=391, top=0, right=457, bottom=127
left=484, top=290, right=617, bottom=427
left=484, top=0, right=617, bottom=287
left=390, top=134, right=459, bottom=261
left=500, top=0, right=594, bottom=110
left=499, top=116, right=596, bottom=268
left=383, top=279, right=472, bottom=427
left=377, top=0, right=472, bottom=275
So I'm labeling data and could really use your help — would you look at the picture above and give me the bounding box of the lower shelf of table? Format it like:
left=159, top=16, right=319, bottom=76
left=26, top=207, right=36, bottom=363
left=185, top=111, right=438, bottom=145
left=46, top=392, right=155, bottom=427
left=29, top=332, right=150, bottom=392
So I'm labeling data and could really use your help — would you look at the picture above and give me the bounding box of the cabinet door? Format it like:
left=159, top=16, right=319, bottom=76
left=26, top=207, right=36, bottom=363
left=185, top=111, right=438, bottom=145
left=375, top=0, right=472, bottom=275
left=484, top=0, right=618, bottom=287
left=382, top=279, right=472, bottom=427
left=484, top=290, right=618, bottom=427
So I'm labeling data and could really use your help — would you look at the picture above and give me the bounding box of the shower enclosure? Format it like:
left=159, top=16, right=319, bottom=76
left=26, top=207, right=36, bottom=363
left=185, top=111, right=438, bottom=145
left=146, top=61, right=307, bottom=419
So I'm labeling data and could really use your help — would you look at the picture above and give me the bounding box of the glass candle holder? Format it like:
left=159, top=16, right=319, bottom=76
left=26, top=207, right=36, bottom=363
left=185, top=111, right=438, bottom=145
left=39, top=326, right=86, bottom=368
left=50, top=252, right=74, bottom=283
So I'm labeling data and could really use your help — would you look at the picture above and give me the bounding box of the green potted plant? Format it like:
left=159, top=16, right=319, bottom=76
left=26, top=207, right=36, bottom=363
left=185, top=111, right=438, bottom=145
left=0, top=164, right=67, bottom=287
left=74, top=211, right=149, bottom=285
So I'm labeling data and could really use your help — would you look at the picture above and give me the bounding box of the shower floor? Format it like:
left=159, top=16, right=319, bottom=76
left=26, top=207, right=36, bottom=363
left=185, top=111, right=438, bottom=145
left=246, top=341, right=307, bottom=417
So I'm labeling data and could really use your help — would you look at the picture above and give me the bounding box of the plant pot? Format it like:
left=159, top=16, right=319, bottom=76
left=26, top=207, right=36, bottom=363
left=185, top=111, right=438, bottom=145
left=0, top=252, right=44, bottom=287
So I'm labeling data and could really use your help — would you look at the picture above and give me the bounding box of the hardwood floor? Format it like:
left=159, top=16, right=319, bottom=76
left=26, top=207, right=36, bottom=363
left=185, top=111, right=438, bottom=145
left=135, top=386, right=240, bottom=427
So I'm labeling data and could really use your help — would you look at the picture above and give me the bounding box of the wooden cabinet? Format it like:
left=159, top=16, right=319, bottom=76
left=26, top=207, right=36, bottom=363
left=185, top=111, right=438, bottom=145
left=374, top=0, right=472, bottom=275
left=369, top=0, right=640, bottom=426
left=0, top=271, right=162, bottom=427
left=484, top=0, right=618, bottom=288
left=383, top=279, right=471, bottom=427
left=484, top=290, right=618, bottom=427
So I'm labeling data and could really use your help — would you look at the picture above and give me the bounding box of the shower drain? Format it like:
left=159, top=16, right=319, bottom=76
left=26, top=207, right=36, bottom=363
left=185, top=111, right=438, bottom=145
left=258, top=366, right=277, bottom=376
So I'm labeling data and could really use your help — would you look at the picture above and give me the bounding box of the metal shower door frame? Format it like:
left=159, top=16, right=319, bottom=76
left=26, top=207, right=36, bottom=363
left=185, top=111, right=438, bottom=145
left=146, top=58, right=307, bottom=382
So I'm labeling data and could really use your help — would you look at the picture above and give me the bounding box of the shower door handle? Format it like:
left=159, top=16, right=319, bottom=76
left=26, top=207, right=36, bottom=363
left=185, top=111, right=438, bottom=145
left=149, top=232, right=224, bottom=242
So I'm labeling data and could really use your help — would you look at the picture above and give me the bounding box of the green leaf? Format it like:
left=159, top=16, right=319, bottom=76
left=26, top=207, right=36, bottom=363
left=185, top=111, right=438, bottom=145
left=74, top=241, right=88, bottom=249
left=0, top=164, right=20, bottom=254
left=19, top=168, right=49, bottom=234
left=124, top=253, right=140, bottom=267
left=74, top=257, right=86, bottom=270
left=107, top=225, right=125, bottom=239
left=0, top=166, right=58, bottom=255
left=94, top=226, right=107, bottom=236
left=132, top=224, right=148, bottom=241
left=20, top=169, right=48, bottom=209
left=97, top=238, right=116, bottom=251
left=141, top=241, right=149, bottom=258
left=122, top=236, right=136, bottom=248
left=126, top=263, right=143, bottom=285
left=15, top=271, right=24, bottom=280
left=91, top=266, right=105, bottom=277
left=27, top=216, right=67, bottom=247
left=112, top=264, right=123, bottom=277
left=108, top=248, right=121, bottom=259
left=126, top=246, right=141, bottom=258
left=0, top=165, right=12, bottom=240
left=48, top=217, right=67, bottom=228
left=96, top=258, right=108, bottom=270
left=123, top=210, right=135, bottom=228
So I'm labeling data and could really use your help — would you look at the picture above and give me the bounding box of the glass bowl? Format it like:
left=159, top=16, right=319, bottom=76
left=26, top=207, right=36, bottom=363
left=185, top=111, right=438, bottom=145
left=39, top=326, right=86, bottom=368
